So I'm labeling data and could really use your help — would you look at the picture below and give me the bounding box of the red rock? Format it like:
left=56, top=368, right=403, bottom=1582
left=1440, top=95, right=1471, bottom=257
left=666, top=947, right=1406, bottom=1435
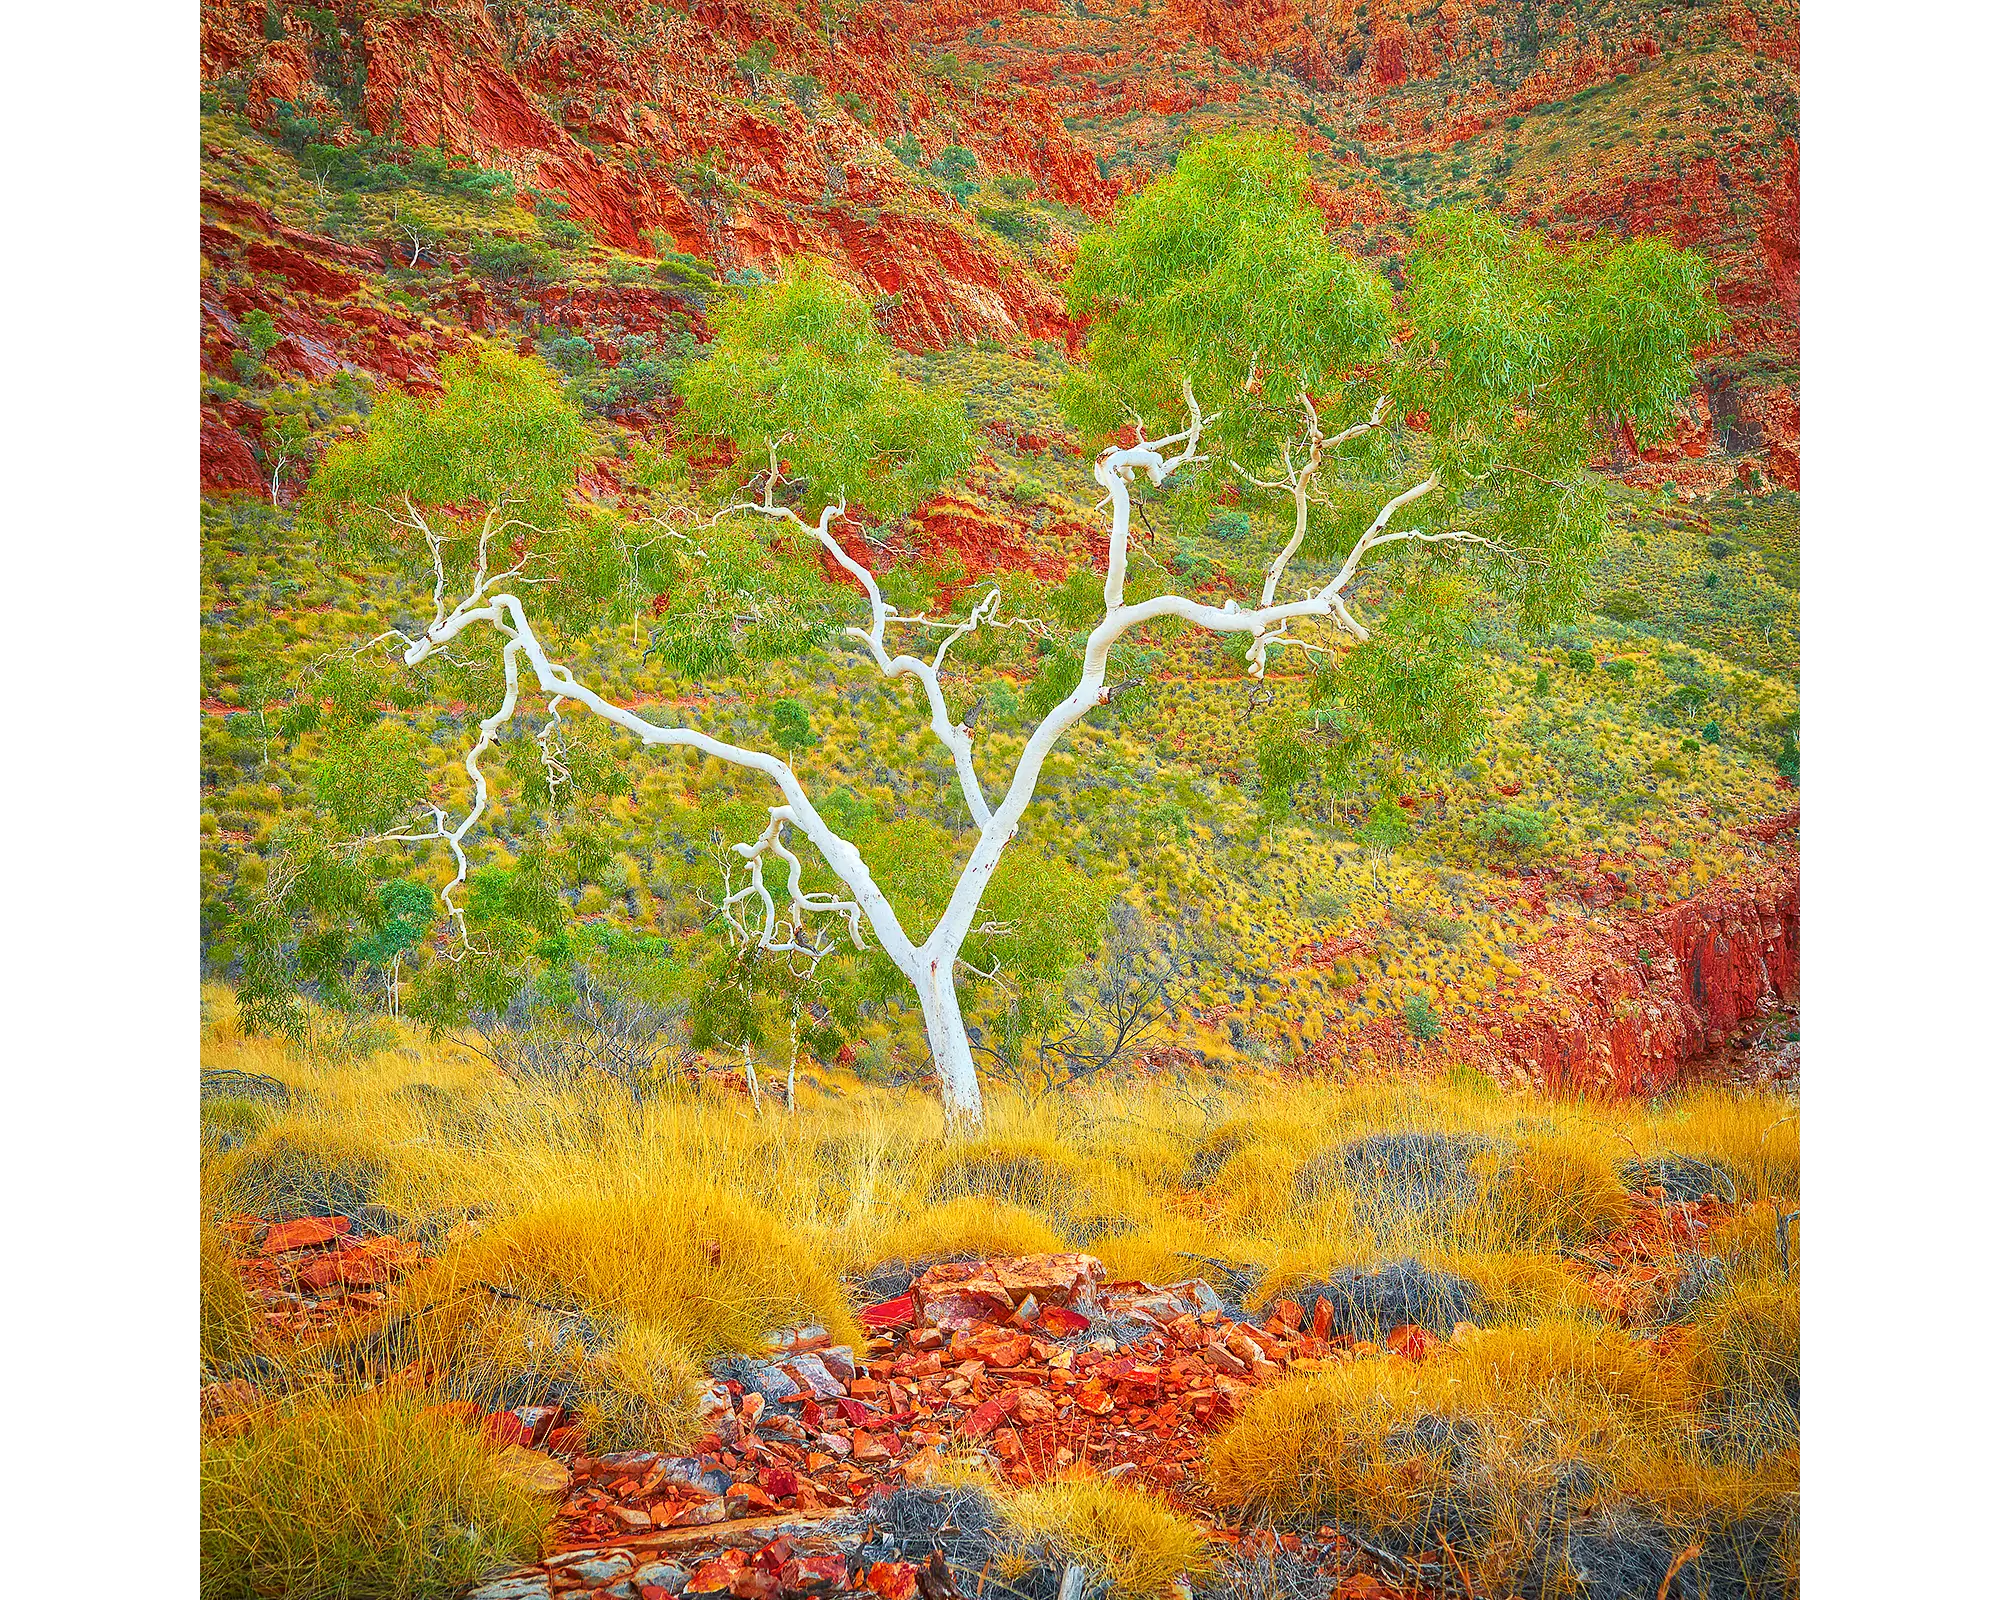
left=867, top=1562, right=920, bottom=1600
left=860, top=1292, right=917, bottom=1332
left=261, top=1216, right=349, bottom=1255
left=758, top=1464, right=800, bottom=1499
left=1037, top=1306, right=1091, bottom=1337
left=1385, top=1323, right=1437, bottom=1361
left=687, top=1551, right=747, bottom=1593
left=959, top=1399, right=1009, bottom=1439
left=481, top=1410, right=534, bottom=1448
left=725, top=1482, right=780, bottom=1514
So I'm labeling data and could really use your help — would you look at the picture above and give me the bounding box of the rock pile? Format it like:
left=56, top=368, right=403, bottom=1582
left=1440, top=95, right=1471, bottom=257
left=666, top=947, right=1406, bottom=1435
left=461, top=1252, right=1464, bottom=1599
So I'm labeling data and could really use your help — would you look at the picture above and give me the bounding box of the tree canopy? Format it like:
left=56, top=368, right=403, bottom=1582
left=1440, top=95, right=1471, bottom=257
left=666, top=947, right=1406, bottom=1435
left=1061, top=131, right=1723, bottom=813
left=677, top=257, right=971, bottom=518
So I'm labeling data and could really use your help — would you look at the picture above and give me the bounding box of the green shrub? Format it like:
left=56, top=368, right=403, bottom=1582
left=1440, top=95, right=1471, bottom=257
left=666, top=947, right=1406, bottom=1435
left=1403, top=992, right=1442, bottom=1041
left=771, top=697, right=817, bottom=752
left=1473, top=805, right=1547, bottom=857
left=1564, top=646, right=1596, bottom=673
left=468, top=235, right=560, bottom=285
left=1355, top=797, right=1411, bottom=854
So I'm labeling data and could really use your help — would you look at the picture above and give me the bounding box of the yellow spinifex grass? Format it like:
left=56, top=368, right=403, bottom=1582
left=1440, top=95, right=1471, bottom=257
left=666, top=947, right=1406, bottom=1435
left=200, top=1390, right=551, bottom=1600
left=1002, top=1476, right=1214, bottom=1597
left=199, top=990, right=1799, bottom=1565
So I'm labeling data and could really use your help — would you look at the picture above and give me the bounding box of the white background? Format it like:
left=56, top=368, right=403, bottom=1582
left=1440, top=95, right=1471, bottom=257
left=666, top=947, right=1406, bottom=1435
left=2, top=1, right=1993, bottom=1590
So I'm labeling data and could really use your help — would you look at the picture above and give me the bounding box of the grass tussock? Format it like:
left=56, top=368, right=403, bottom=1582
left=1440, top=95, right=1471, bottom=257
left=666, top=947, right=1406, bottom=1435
left=201, top=1390, right=551, bottom=1600
left=865, top=1195, right=1066, bottom=1272
left=198, top=1010, right=1799, bottom=1589
left=1205, top=1322, right=1722, bottom=1594
left=1002, top=1476, right=1214, bottom=1597
left=1481, top=1133, right=1632, bottom=1245
left=201, top=1211, right=258, bottom=1379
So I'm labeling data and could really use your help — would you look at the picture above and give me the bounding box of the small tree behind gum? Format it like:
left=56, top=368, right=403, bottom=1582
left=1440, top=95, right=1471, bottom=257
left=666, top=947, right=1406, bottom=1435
left=301, top=144, right=1719, bottom=1128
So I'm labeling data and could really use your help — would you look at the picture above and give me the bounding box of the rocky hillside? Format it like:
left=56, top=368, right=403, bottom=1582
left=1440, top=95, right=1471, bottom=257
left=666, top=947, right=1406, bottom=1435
left=200, top=0, right=1797, bottom=494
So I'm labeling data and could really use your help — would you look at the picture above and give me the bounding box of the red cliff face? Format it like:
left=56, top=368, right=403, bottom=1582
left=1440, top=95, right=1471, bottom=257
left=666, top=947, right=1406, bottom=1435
left=204, top=0, right=1111, bottom=352
left=1498, top=864, right=1800, bottom=1096
left=201, top=0, right=1797, bottom=490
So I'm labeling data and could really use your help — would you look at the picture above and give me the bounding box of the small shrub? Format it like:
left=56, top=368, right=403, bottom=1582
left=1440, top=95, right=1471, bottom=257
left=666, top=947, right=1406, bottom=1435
left=536, top=333, right=597, bottom=377
left=201, top=1392, right=550, bottom=1600
left=1354, top=796, right=1411, bottom=854
left=1402, top=992, right=1442, bottom=1041
left=1565, top=646, right=1596, bottom=673
left=1209, top=509, right=1251, bottom=542
left=468, top=235, right=560, bottom=285
left=1473, top=805, right=1548, bottom=857
left=770, top=697, right=817, bottom=751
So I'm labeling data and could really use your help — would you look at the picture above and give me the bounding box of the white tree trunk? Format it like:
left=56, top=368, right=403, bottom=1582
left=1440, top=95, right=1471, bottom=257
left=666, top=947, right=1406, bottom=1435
left=369, top=392, right=1493, bottom=1136
left=916, top=953, right=983, bottom=1127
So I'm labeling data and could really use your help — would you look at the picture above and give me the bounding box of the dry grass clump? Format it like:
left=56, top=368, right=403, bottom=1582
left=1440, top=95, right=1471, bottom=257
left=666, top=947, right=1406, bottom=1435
left=1478, top=1133, right=1632, bottom=1246
left=201, top=1390, right=551, bottom=1599
left=1002, top=1476, right=1214, bottom=1597
left=201, top=1211, right=258, bottom=1379
left=414, top=1178, right=862, bottom=1360
left=1682, top=1276, right=1800, bottom=1447
left=1205, top=1322, right=1699, bottom=1594
left=405, top=1294, right=707, bottom=1453
left=221, top=1120, right=394, bottom=1227
left=1637, top=1092, right=1798, bottom=1203
left=1435, top=1248, right=1603, bottom=1323
left=864, top=1196, right=1065, bottom=1274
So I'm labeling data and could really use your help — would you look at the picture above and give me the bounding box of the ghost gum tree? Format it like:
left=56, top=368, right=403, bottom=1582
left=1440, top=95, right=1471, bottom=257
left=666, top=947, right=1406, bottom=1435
left=1059, top=131, right=1726, bottom=819
left=260, top=136, right=1717, bottom=1128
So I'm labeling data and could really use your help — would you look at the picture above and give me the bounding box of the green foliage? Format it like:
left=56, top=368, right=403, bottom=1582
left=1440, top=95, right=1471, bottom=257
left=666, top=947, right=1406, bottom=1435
left=770, top=698, right=817, bottom=752
left=1063, top=131, right=1392, bottom=471
left=928, top=145, right=980, bottom=203
left=234, top=310, right=281, bottom=379
left=306, top=348, right=588, bottom=537
left=1319, top=571, right=1488, bottom=781
left=1565, top=647, right=1597, bottom=673
left=564, top=331, right=695, bottom=418
left=1403, top=991, right=1442, bottom=1041
left=468, top=235, right=561, bottom=284
left=1473, top=805, right=1549, bottom=858
left=312, top=721, right=426, bottom=835
left=677, top=259, right=971, bottom=519
left=1355, top=796, right=1412, bottom=854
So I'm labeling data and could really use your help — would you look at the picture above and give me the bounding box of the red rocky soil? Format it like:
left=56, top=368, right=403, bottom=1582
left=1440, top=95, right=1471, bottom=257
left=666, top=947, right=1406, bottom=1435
left=208, top=1233, right=1764, bottom=1600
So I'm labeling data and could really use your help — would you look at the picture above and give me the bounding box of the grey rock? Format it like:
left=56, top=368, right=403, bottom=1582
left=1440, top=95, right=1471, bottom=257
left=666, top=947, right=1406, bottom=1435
left=464, top=1576, right=553, bottom=1600
left=548, top=1549, right=634, bottom=1584
left=785, top=1352, right=846, bottom=1399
